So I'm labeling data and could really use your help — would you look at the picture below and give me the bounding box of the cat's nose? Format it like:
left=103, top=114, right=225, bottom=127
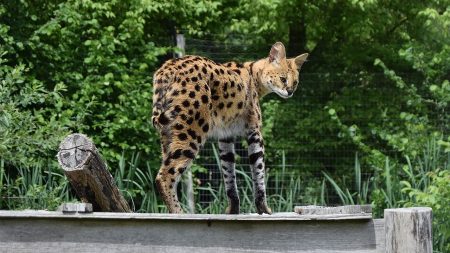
left=287, top=89, right=293, bottom=96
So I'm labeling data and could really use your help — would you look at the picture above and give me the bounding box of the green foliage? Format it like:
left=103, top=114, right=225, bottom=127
left=0, top=0, right=228, bottom=167
left=323, top=137, right=450, bottom=251
left=0, top=49, right=69, bottom=168
left=404, top=170, right=450, bottom=253
left=0, top=160, right=72, bottom=210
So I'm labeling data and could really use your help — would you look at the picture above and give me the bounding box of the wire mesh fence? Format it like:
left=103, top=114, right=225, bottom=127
left=173, top=32, right=450, bottom=212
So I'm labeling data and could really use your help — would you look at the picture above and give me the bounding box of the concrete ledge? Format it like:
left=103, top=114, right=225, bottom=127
left=0, top=210, right=383, bottom=253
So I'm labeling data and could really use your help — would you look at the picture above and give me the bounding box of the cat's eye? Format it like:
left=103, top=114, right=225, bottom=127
left=280, top=77, right=287, bottom=84
left=293, top=80, right=298, bottom=85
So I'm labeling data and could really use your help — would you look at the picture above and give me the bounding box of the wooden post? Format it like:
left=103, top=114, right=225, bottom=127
left=57, top=133, right=131, bottom=212
left=174, top=32, right=195, bottom=214
left=385, top=207, right=432, bottom=253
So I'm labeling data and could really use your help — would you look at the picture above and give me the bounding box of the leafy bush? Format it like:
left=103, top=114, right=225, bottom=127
left=404, top=170, right=450, bottom=253
left=0, top=49, right=69, bottom=168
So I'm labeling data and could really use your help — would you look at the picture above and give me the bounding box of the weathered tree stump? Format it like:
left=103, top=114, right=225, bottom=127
left=57, top=133, right=131, bottom=212
left=385, top=207, right=432, bottom=253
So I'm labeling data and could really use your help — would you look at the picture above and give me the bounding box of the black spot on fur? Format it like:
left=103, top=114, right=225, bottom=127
left=201, top=95, right=208, bottom=104
left=226, top=102, right=233, bottom=108
left=164, top=158, right=171, bottom=166
left=183, top=150, right=195, bottom=159
left=182, top=100, right=190, bottom=107
left=202, top=124, right=209, bottom=132
left=195, top=84, right=201, bottom=91
left=168, top=167, right=176, bottom=175
left=193, top=101, right=200, bottom=109
left=249, top=151, right=263, bottom=164
left=186, top=117, right=194, bottom=125
left=192, top=76, right=198, bottom=82
left=178, top=133, right=188, bottom=141
left=187, top=129, right=197, bottom=139
left=202, top=67, right=207, bottom=74
left=194, top=112, right=200, bottom=120
left=218, top=103, right=224, bottom=109
left=189, top=91, right=196, bottom=98
left=172, top=149, right=183, bottom=159
left=158, top=114, right=169, bottom=125
left=174, top=123, right=184, bottom=130
left=189, top=142, right=198, bottom=151
left=247, top=135, right=260, bottom=144
left=220, top=152, right=235, bottom=163
left=198, top=118, right=205, bottom=126
left=237, top=102, right=243, bottom=109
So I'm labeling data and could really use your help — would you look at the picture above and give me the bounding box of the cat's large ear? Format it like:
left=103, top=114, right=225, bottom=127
left=268, top=42, right=286, bottom=64
left=293, top=53, right=308, bottom=69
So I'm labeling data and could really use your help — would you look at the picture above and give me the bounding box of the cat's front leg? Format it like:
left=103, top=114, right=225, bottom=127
left=247, top=129, right=272, bottom=214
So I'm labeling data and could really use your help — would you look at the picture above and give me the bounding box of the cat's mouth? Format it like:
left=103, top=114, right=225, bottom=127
left=273, top=88, right=291, bottom=98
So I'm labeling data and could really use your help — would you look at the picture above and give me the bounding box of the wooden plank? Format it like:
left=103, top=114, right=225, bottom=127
left=0, top=211, right=380, bottom=253
left=385, top=207, right=432, bottom=253
left=0, top=210, right=372, bottom=221
left=373, top=219, right=385, bottom=253
left=58, top=203, right=93, bottom=213
left=295, top=205, right=372, bottom=215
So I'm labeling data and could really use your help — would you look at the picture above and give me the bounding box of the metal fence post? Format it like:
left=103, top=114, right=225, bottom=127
left=174, top=32, right=195, bottom=214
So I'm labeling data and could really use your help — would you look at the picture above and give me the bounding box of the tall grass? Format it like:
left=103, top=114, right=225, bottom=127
left=322, top=153, right=370, bottom=205
left=0, top=160, right=71, bottom=210
left=114, top=152, right=166, bottom=213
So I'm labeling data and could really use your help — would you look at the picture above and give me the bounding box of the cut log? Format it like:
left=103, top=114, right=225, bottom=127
left=385, top=207, right=432, bottom=253
left=57, top=133, right=131, bottom=212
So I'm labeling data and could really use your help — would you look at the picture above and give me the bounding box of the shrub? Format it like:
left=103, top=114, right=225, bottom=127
left=403, top=169, right=450, bottom=253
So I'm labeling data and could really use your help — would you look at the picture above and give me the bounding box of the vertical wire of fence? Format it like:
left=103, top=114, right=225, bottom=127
left=174, top=32, right=449, bottom=213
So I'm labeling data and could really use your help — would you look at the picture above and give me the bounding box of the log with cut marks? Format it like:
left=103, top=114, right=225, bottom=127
left=57, top=133, right=131, bottom=212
